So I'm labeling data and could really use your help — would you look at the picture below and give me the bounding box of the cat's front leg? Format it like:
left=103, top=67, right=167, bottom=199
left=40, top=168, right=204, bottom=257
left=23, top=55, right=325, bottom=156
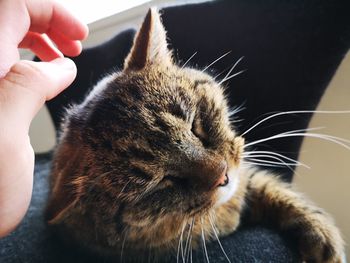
left=245, top=169, right=344, bottom=263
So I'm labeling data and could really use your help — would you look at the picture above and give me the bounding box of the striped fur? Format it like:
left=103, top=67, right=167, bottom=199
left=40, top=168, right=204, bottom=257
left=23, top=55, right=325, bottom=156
left=46, top=8, right=344, bottom=262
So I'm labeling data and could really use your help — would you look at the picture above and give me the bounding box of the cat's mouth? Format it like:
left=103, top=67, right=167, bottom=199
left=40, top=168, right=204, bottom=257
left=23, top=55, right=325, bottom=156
left=212, top=161, right=229, bottom=188
left=210, top=136, right=244, bottom=206
left=215, top=167, right=240, bottom=207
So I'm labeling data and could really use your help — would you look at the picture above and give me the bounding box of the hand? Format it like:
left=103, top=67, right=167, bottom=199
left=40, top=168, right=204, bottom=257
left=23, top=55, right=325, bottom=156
left=0, top=0, right=88, bottom=237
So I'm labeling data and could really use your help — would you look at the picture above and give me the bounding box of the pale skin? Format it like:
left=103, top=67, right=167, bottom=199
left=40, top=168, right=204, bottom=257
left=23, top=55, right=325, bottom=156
left=0, top=0, right=88, bottom=237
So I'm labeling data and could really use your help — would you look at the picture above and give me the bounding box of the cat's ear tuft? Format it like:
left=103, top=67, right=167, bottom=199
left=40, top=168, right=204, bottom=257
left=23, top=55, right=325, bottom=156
left=124, top=8, right=172, bottom=71
left=45, top=185, right=80, bottom=225
left=45, top=145, right=84, bottom=225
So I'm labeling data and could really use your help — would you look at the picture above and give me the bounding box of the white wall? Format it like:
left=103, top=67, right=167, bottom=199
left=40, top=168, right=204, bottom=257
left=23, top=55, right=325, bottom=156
left=295, top=52, right=350, bottom=258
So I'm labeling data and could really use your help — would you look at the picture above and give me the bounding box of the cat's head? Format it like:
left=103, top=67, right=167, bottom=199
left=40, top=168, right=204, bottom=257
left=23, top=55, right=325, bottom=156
left=47, top=8, right=245, bottom=251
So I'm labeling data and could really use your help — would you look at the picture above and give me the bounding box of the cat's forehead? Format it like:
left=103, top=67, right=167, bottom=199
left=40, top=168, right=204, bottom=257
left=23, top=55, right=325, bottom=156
left=90, top=66, right=227, bottom=119
left=117, top=65, right=220, bottom=95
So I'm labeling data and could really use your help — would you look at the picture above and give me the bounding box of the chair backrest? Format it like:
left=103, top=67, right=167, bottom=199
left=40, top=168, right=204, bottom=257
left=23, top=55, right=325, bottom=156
left=45, top=0, right=350, bottom=181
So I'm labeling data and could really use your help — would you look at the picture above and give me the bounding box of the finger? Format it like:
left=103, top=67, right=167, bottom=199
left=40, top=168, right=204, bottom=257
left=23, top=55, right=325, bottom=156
left=19, top=32, right=63, bottom=61
left=0, top=46, right=20, bottom=79
left=0, top=0, right=25, bottom=77
left=0, top=0, right=88, bottom=77
left=0, top=58, right=76, bottom=130
left=26, top=0, right=89, bottom=41
left=47, top=28, right=82, bottom=57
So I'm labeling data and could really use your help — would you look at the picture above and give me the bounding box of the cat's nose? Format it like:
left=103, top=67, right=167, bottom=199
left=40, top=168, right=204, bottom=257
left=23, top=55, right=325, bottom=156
left=214, top=162, right=228, bottom=188
left=188, top=158, right=228, bottom=190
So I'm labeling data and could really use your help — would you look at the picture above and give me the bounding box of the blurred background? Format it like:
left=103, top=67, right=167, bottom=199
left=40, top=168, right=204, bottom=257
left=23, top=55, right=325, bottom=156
left=22, top=0, right=350, bottom=258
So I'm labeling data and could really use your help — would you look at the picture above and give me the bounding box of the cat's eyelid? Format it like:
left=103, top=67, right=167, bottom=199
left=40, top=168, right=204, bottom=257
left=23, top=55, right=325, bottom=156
left=162, top=174, right=188, bottom=187
left=191, top=117, right=211, bottom=148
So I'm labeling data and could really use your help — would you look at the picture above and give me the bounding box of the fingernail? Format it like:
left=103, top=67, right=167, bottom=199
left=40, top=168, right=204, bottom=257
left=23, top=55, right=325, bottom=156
left=51, top=57, right=76, bottom=70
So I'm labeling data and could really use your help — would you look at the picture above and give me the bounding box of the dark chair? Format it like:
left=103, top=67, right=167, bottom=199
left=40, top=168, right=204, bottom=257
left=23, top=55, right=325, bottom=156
left=1, top=0, right=349, bottom=262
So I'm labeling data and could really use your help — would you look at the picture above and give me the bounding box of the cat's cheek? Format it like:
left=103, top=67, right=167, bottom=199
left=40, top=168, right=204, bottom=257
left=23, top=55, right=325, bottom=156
left=214, top=169, right=240, bottom=207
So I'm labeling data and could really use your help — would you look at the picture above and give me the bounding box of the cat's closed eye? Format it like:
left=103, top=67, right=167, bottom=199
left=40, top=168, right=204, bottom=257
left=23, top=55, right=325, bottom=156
left=161, top=174, right=189, bottom=188
left=191, top=117, right=210, bottom=147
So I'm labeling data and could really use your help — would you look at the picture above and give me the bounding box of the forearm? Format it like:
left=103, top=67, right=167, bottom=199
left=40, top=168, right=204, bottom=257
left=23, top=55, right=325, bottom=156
left=244, top=169, right=344, bottom=262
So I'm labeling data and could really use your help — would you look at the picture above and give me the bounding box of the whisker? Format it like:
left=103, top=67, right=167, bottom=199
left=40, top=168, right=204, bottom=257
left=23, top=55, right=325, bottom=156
left=245, top=157, right=299, bottom=167
left=202, top=51, right=232, bottom=72
left=243, top=150, right=307, bottom=166
left=200, top=218, right=210, bottom=263
left=228, top=104, right=246, bottom=120
left=244, top=156, right=298, bottom=173
left=219, top=56, right=244, bottom=84
left=177, top=223, right=186, bottom=263
left=246, top=120, right=293, bottom=133
left=244, top=132, right=350, bottom=150
left=244, top=155, right=299, bottom=165
left=242, top=161, right=286, bottom=168
left=190, top=232, right=193, bottom=263
left=243, top=153, right=308, bottom=168
left=278, top=127, right=325, bottom=135
left=182, top=52, right=198, bottom=69
left=189, top=234, right=193, bottom=263
left=120, top=230, right=128, bottom=263
left=241, top=110, right=350, bottom=137
left=184, top=219, right=193, bottom=262
left=208, top=213, right=232, bottom=263
left=243, top=159, right=304, bottom=173
left=213, top=66, right=232, bottom=80
left=219, top=69, right=246, bottom=85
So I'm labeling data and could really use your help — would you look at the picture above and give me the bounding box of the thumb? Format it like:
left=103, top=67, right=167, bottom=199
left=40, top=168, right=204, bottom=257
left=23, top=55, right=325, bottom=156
left=0, top=58, right=76, bottom=130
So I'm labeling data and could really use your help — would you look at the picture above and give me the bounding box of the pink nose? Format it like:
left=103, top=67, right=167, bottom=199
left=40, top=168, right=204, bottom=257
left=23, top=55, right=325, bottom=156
left=214, top=163, right=228, bottom=187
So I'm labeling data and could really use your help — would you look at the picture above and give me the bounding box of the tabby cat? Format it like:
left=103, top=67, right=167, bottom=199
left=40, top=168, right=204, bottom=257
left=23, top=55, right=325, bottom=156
left=46, top=8, right=344, bottom=263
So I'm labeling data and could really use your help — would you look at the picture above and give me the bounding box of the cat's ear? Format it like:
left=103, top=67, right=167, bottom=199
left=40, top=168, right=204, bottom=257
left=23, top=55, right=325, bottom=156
left=124, top=8, right=172, bottom=71
left=45, top=181, right=81, bottom=225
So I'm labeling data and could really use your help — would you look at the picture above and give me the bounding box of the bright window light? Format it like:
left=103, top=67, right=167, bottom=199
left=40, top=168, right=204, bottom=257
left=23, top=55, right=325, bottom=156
left=59, top=0, right=151, bottom=24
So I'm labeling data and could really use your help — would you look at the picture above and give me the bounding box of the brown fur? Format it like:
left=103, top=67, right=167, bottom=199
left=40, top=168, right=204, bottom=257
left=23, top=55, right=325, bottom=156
left=46, top=8, right=344, bottom=262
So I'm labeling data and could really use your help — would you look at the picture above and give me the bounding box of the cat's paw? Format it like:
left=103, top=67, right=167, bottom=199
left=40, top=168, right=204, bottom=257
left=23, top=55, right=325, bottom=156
left=293, top=214, right=344, bottom=263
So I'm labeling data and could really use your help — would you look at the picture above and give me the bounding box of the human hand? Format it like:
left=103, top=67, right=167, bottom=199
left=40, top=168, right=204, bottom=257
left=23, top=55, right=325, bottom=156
left=0, top=0, right=88, bottom=237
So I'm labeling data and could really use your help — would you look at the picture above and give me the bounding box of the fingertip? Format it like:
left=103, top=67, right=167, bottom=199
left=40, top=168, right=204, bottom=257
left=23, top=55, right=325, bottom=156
left=0, top=59, right=78, bottom=125
left=59, top=40, right=82, bottom=57
left=47, top=57, right=77, bottom=99
left=69, top=40, right=83, bottom=57
left=51, top=57, right=76, bottom=71
left=47, top=29, right=83, bottom=57
left=67, top=11, right=89, bottom=40
left=80, top=24, right=89, bottom=41
left=19, top=32, right=64, bottom=62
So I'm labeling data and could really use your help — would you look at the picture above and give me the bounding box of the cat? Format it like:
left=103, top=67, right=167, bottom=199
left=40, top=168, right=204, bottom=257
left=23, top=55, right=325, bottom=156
left=46, top=8, right=345, bottom=263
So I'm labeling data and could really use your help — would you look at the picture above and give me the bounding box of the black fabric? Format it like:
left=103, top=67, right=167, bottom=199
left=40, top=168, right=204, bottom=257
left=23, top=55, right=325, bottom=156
left=46, top=0, right=350, bottom=181
left=0, top=155, right=300, bottom=262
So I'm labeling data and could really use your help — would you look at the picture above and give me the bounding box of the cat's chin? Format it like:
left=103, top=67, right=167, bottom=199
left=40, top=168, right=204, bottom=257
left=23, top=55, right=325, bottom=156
left=214, top=168, right=240, bottom=207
